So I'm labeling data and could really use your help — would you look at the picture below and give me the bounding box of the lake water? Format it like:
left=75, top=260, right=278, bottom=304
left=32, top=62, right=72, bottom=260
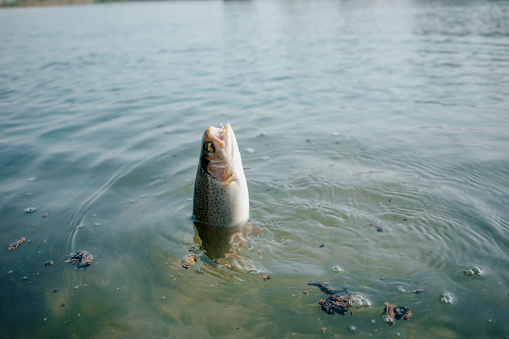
left=1, top=0, right=509, bottom=338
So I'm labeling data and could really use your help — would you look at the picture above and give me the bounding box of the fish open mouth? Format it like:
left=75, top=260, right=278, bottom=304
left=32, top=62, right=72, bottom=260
left=201, top=123, right=237, bottom=183
left=206, top=123, right=231, bottom=150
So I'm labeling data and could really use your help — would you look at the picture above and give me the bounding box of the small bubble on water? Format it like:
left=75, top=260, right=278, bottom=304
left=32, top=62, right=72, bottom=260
left=440, top=291, right=454, bottom=304
left=22, top=276, right=29, bottom=280
left=246, top=148, right=254, bottom=154
left=28, top=177, right=37, bottom=182
left=161, top=296, right=166, bottom=300
left=465, top=265, right=483, bottom=276
left=24, top=207, right=37, bottom=214
left=351, top=294, right=372, bottom=308
left=74, top=285, right=79, bottom=290
left=396, top=332, right=402, bottom=337
left=382, top=314, right=393, bottom=324
left=397, top=286, right=405, bottom=293
left=262, top=156, right=270, bottom=161
left=331, top=265, right=343, bottom=273
left=349, top=325, right=356, bottom=331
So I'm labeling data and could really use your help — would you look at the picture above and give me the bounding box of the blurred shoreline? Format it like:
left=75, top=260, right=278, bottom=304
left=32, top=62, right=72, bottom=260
left=0, top=0, right=121, bottom=7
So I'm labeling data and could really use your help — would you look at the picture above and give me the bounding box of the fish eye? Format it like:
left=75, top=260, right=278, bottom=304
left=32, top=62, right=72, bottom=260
left=204, top=141, right=215, bottom=153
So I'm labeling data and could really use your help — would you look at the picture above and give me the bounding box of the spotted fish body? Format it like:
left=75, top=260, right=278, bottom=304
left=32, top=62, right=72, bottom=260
left=193, top=123, right=249, bottom=227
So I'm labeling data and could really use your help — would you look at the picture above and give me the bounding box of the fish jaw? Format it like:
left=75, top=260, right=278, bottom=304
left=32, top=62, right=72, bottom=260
left=201, top=123, right=239, bottom=184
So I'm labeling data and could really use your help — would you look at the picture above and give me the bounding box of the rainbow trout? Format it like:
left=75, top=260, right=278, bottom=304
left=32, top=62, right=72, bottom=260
left=193, top=123, right=249, bottom=227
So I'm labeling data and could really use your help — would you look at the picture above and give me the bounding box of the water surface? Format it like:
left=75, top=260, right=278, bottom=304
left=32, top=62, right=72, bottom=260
left=1, top=0, right=509, bottom=338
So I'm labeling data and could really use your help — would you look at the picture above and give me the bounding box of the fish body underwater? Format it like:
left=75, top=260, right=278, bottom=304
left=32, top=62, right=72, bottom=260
left=193, top=123, right=249, bottom=227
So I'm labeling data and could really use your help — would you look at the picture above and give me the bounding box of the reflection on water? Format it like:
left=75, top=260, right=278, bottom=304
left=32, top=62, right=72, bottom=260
left=193, top=221, right=263, bottom=274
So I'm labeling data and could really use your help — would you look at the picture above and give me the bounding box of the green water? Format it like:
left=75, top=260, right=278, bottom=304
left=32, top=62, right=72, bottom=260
left=1, top=0, right=509, bottom=338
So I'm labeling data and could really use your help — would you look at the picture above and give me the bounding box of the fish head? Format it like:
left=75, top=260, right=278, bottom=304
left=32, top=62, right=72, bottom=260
left=200, top=123, right=241, bottom=184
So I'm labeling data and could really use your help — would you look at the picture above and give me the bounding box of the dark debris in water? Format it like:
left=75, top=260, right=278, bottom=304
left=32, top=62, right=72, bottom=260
left=8, top=237, right=26, bottom=251
left=308, top=282, right=416, bottom=323
left=261, top=274, right=272, bottom=281
left=369, top=220, right=386, bottom=232
left=308, top=281, right=341, bottom=295
left=318, top=294, right=353, bottom=316
left=182, top=253, right=199, bottom=270
left=65, top=252, right=93, bottom=268
left=44, top=260, right=54, bottom=267
left=308, top=281, right=356, bottom=316
left=381, top=302, right=413, bottom=326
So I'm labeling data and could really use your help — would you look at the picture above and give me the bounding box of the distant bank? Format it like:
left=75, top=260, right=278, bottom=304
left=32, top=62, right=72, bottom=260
left=0, top=0, right=129, bottom=7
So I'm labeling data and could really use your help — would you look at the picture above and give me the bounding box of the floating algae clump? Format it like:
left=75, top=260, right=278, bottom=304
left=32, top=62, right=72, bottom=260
left=65, top=252, right=93, bottom=268
left=8, top=237, right=26, bottom=251
left=381, top=302, right=413, bottom=326
left=308, top=281, right=358, bottom=316
left=182, top=253, right=199, bottom=270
